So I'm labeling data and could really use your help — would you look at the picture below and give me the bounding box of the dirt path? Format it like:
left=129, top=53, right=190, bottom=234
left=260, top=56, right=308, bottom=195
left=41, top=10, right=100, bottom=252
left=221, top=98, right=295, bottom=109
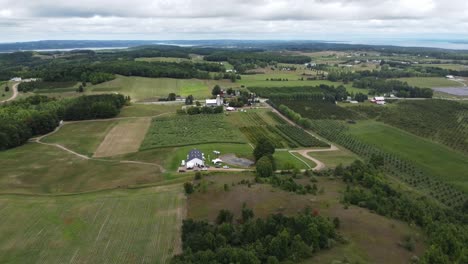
left=0, top=82, right=18, bottom=103
left=290, top=149, right=326, bottom=171
left=30, top=115, right=168, bottom=172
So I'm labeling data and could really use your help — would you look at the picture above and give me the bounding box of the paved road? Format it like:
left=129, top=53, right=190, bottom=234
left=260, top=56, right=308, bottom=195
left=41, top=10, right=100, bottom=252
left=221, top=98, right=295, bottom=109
left=0, top=82, right=18, bottom=103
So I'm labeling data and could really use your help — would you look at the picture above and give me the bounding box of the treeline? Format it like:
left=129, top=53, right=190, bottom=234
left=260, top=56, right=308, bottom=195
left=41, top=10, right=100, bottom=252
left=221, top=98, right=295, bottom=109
left=179, top=106, right=224, bottom=115
left=250, top=85, right=349, bottom=102
left=337, top=160, right=468, bottom=263
left=353, top=78, right=433, bottom=98
left=204, top=51, right=310, bottom=73
left=172, top=209, right=337, bottom=264
left=0, top=94, right=128, bottom=150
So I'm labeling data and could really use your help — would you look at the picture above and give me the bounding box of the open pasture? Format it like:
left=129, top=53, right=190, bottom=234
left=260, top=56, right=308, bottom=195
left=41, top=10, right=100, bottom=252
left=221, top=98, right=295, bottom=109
left=0, top=143, right=162, bottom=194
left=118, top=103, right=183, bottom=118
left=89, top=75, right=231, bottom=101
left=42, top=120, right=117, bottom=156
left=395, top=77, right=463, bottom=88
left=0, top=185, right=184, bottom=264
left=140, top=114, right=246, bottom=150
left=307, top=148, right=360, bottom=168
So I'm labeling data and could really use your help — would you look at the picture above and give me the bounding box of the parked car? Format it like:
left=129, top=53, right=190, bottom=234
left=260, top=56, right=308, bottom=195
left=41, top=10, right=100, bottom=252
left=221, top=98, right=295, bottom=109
left=223, top=165, right=230, bottom=169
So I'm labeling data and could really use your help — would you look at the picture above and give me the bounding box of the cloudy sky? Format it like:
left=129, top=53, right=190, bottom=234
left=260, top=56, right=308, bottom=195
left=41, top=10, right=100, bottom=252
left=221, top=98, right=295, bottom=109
left=0, top=0, right=467, bottom=43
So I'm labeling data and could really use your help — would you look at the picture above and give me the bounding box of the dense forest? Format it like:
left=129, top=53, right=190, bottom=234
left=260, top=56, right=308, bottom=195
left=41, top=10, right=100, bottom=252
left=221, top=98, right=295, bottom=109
left=0, top=94, right=128, bottom=150
left=172, top=209, right=337, bottom=264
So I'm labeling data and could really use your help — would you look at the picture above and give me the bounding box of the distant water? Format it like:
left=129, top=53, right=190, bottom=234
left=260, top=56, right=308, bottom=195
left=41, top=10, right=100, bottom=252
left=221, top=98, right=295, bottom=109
left=331, top=39, right=468, bottom=50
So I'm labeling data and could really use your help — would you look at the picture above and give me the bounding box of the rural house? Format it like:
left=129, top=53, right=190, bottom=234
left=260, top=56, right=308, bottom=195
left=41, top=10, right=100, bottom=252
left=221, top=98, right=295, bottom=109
left=186, top=149, right=205, bottom=169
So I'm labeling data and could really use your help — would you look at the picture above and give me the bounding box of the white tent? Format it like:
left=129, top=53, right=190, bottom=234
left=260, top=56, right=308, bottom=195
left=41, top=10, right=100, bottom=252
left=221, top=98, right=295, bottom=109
left=212, top=158, right=223, bottom=164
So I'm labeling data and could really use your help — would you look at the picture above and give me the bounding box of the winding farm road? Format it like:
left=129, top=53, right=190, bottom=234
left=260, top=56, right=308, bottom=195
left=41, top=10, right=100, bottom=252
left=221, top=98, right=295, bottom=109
left=0, top=82, right=19, bottom=104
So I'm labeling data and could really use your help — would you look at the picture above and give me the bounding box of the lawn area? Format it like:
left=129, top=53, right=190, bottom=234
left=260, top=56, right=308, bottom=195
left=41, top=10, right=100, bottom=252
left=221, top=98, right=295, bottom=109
left=0, top=143, right=163, bottom=194
left=274, top=150, right=313, bottom=170
left=395, top=77, right=464, bottom=88
left=89, top=75, right=232, bottom=101
left=42, top=120, right=117, bottom=156
left=187, top=173, right=425, bottom=264
left=0, top=185, right=184, bottom=263
left=140, top=114, right=247, bottom=150
left=347, top=120, right=468, bottom=192
left=118, top=103, right=182, bottom=117
left=307, top=148, right=360, bottom=168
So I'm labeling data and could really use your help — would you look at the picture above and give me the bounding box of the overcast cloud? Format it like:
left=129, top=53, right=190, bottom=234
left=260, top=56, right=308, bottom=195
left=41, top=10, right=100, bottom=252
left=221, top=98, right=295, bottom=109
left=0, top=0, right=467, bottom=42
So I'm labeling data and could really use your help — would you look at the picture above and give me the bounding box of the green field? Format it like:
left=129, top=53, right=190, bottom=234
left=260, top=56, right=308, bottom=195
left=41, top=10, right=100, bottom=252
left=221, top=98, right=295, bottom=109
left=240, top=74, right=366, bottom=93
left=140, top=114, right=246, bottom=150
left=307, top=148, right=360, bottom=168
left=347, top=121, right=468, bottom=192
left=135, top=57, right=193, bottom=63
left=118, top=103, right=183, bottom=118
left=395, top=77, right=463, bottom=88
left=42, top=120, right=117, bottom=156
left=419, top=64, right=468, bottom=71
left=0, top=185, right=184, bottom=263
left=0, top=81, right=12, bottom=100
left=89, top=75, right=231, bottom=101
left=0, top=143, right=162, bottom=194
left=274, top=151, right=314, bottom=170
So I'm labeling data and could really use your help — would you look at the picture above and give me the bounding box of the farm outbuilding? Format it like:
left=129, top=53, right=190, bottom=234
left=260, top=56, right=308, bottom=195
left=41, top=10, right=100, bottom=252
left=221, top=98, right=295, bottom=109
left=186, top=149, right=205, bottom=169
left=206, top=95, right=222, bottom=107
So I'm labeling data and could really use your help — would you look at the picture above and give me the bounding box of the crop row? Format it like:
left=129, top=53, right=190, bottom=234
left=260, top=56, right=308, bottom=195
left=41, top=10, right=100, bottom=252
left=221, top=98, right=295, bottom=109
left=276, top=125, right=330, bottom=148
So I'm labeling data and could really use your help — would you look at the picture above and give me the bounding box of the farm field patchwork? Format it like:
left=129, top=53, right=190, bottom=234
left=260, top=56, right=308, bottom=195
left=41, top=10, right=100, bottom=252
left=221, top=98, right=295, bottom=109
left=140, top=114, right=246, bottom=150
left=0, top=185, right=185, bottom=264
left=42, top=120, right=118, bottom=156
left=0, top=143, right=162, bottom=194
left=93, top=118, right=151, bottom=157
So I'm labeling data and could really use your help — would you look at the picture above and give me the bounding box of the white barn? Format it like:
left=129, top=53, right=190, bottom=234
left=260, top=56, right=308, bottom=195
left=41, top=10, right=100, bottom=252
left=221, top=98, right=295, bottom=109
left=206, top=94, right=222, bottom=107
left=186, top=149, right=205, bottom=169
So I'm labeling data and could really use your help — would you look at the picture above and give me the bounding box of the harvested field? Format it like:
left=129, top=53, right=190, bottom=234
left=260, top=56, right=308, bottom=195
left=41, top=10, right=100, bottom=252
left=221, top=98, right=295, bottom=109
left=433, top=87, right=468, bottom=96
left=94, top=118, right=151, bottom=157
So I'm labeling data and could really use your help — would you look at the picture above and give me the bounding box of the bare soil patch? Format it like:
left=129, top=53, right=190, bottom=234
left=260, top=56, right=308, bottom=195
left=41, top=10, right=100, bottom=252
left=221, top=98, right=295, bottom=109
left=94, top=118, right=151, bottom=157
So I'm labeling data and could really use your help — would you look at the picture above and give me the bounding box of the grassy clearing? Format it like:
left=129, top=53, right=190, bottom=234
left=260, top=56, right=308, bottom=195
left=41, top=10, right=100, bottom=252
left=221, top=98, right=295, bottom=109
left=307, top=149, right=360, bottom=168
left=42, top=120, right=117, bottom=156
left=0, top=81, right=12, bottom=100
left=89, top=75, right=232, bottom=101
left=187, top=173, right=425, bottom=264
left=274, top=151, right=312, bottom=170
left=0, top=143, right=162, bottom=194
left=395, top=77, right=463, bottom=88
left=0, top=185, right=184, bottom=263
left=140, top=114, right=246, bottom=150
left=93, top=118, right=151, bottom=158
left=118, top=103, right=182, bottom=117
left=347, top=120, right=468, bottom=192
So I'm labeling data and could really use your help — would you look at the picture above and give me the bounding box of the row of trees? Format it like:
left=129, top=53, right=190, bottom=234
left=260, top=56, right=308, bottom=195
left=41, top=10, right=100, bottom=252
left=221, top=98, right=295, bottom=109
left=0, top=94, right=128, bottom=150
left=353, top=78, right=433, bottom=98
left=172, top=208, right=337, bottom=263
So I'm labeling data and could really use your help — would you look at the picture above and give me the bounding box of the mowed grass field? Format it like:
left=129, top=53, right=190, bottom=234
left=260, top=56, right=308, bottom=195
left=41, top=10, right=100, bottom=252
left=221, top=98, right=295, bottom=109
left=0, top=185, right=185, bottom=264
left=187, top=173, right=425, bottom=264
left=395, top=77, right=464, bottom=88
left=42, top=120, right=118, bottom=156
left=0, top=143, right=162, bottom=194
left=1, top=81, right=12, bottom=100
left=117, top=103, right=182, bottom=118
left=89, top=75, right=232, bottom=101
left=307, top=148, right=360, bottom=168
left=419, top=64, right=468, bottom=71
left=347, top=121, right=468, bottom=192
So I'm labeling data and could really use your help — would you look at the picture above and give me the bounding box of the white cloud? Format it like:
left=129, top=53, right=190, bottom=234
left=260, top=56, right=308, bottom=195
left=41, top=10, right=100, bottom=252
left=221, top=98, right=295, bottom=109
left=0, top=0, right=467, bottom=42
